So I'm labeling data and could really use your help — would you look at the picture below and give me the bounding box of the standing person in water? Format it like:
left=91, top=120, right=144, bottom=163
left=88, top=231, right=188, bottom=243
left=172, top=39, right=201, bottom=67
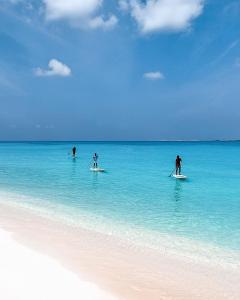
left=72, top=146, right=77, bottom=158
left=93, top=153, right=98, bottom=168
left=176, top=155, right=182, bottom=175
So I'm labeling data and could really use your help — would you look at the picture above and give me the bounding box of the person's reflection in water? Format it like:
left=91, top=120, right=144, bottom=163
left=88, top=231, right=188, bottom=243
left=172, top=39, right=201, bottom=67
left=71, top=156, right=77, bottom=179
left=172, top=180, right=184, bottom=228
left=174, top=180, right=183, bottom=202
left=91, top=172, right=99, bottom=192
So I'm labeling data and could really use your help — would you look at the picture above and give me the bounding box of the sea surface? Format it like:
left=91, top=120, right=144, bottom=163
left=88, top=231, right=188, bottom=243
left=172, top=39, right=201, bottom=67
left=0, top=142, right=239, bottom=266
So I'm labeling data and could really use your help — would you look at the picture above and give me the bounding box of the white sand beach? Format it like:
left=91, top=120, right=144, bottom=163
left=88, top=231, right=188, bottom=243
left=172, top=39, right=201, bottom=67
left=0, top=201, right=239, bottom=300
left=0, top=227, right=116, bottom=300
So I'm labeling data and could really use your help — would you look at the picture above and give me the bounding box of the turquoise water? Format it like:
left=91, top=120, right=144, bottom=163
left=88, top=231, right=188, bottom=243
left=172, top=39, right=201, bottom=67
left=0, top=142, right=239, bottom=258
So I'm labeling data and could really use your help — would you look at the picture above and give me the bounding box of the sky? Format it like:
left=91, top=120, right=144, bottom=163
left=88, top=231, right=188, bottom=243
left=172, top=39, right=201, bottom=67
left=0, top=0, right=240, bottom=141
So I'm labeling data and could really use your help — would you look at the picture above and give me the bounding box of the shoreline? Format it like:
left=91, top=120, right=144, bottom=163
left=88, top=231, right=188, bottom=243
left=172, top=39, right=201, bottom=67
left=0, top=200, right=239, bottom=299
left=0, top=190, right=239, bottom=271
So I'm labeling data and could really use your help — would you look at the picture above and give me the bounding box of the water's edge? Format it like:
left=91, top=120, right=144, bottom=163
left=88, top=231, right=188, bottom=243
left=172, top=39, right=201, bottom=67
left=0, top=189, right=239, bottom=271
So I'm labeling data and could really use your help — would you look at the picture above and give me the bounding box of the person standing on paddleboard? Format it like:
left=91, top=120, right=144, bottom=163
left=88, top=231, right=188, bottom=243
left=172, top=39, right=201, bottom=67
left=72, top=146, right=77, bottom=158
left=93, top=153, right=98, bottom=168
left=176, top=155, right=182, bottom=175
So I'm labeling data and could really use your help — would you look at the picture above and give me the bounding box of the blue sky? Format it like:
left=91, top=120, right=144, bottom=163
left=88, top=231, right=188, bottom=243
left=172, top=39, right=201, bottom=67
left=0, top=0, right=240, bottom=140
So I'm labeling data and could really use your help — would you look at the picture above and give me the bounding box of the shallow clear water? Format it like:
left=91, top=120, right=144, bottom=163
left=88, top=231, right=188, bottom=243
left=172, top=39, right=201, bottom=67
left=0, top=142, right=239, bottom=257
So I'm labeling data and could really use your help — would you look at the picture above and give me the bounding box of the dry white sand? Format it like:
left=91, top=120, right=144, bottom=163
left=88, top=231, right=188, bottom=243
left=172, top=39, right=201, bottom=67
left=0, top=202, right=239, bottom=300
left=0, top=228, right=116, bottom=300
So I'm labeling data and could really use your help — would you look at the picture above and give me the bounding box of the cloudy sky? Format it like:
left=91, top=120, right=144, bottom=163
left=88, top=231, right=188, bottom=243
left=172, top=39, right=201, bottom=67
left=0, top=0, right=240, bottom=140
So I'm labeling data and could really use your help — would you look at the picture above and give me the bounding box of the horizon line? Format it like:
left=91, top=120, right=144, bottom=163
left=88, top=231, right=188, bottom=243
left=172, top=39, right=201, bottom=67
left=0, top=139, right=240, bottom=143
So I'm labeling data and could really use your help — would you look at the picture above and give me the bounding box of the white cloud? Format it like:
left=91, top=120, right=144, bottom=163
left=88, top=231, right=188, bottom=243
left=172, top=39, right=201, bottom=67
left=128, top=0, right=204, bottom=34
left=43, top=0, right=117, bottom=30
left=44, top=0, right=102, bottom=21
left=88, top=15, right=118, bottom=30
left=144, top=71, right=164, bottom=80
left=43, top=0, right=118, bottom=30
left=119, top=0, right=129, bottom=11
left=35, top=59, right=71, bottom=77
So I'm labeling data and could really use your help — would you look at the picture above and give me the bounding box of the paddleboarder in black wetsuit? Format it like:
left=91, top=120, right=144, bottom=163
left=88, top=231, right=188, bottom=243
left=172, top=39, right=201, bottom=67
left=72, top=146, right=77, bottom=158
left=93, top=153, right=98, bottom=168
left=176, top=155, right=182, bottom=175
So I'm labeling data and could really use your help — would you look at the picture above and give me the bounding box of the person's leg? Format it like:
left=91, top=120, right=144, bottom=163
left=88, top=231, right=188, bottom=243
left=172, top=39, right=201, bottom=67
left=179, top=166, right=181, bottom=175
left=176, top=167, right=178, bottom=175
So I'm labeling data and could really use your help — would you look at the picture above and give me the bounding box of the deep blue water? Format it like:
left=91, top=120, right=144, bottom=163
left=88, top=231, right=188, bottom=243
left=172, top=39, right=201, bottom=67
left=0, top=142, right=239, bottom=257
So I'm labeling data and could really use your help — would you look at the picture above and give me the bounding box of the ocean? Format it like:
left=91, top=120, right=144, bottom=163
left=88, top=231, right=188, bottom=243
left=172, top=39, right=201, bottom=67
left=0, top=142, right=239, bottom=267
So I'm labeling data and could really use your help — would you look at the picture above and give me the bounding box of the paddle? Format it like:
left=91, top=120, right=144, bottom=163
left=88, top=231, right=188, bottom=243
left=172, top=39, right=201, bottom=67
left=169, top=167, right=176, bottom=177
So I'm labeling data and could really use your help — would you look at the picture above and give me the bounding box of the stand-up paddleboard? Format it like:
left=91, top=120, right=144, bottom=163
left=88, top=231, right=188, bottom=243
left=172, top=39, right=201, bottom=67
left=172, top=174, right=187, bottom=179
left=90, top=167, right=105, bottom=172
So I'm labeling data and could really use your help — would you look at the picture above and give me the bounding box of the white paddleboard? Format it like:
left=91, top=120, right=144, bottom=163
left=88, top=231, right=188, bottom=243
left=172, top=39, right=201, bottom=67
left=90, top=168, right=105, bottom=172
left=172, top=174, right=187, bottom=179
